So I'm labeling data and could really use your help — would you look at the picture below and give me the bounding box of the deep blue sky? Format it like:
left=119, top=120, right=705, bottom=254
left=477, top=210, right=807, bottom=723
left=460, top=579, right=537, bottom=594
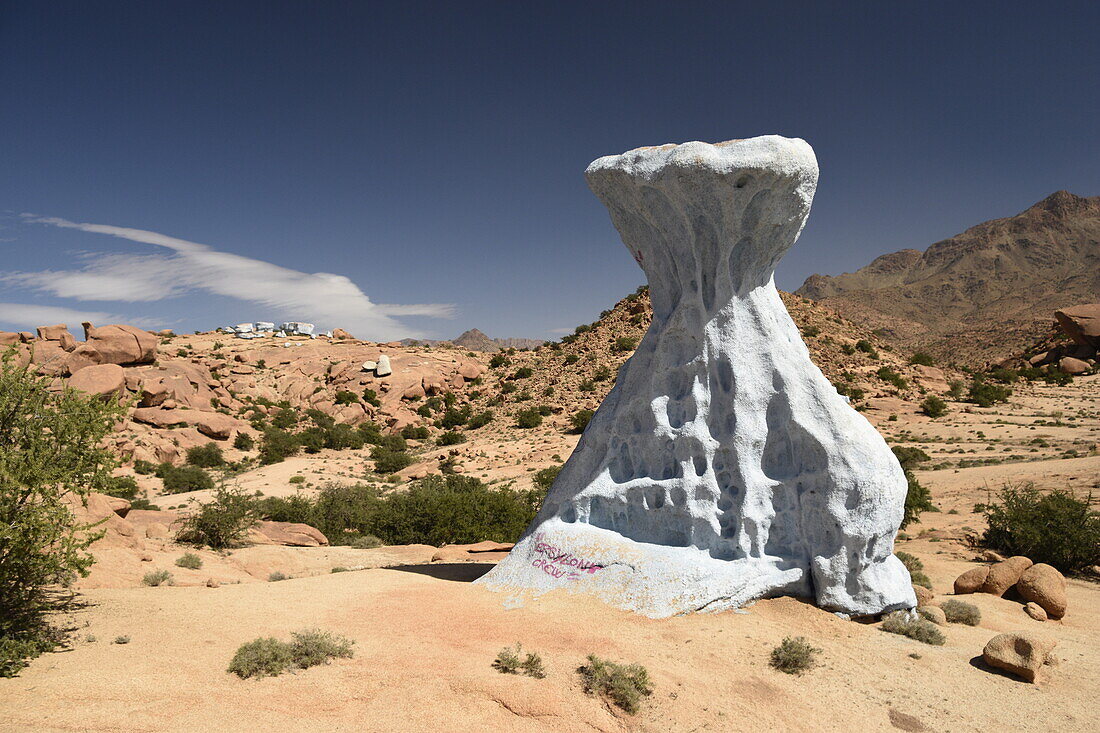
left=1, top=2, right=1097, bottom=340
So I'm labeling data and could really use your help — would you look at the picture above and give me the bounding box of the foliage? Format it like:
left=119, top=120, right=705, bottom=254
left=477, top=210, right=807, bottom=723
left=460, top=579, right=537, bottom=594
left=854, top=339, right=878, bottom=358
left=534, top=465, right=562, bottom=493
left=947, top=380, right=966, bottom=400
left=488, top=353, right=509, bottom=369
left=334, top=390, right=360, bottom=405
left=362, top=388, right=381, bottom=407
left=909, top=352, right=935, bottom=366
left=578, top=380, right=596, bottom=393
left=769, top=636, right=820, bottom=674
left=467, top=410, right=493, bottom=429
left=233, top=433, right=255, bottom=451
left=259, top=428, right=300, bottom=464
left=570, top=409, right=594, bottom=434
left=967, top=377, right=1011, bottom=407
left=133, top=459, right=157, bottom=475
left=160, top=465, right=215, bottom=494
left=440, top=405, right=472, bottom=429
left=920, top=395, right=948, bottom=418
left=0, top=353, right=124, bottom=673
left=102, top=475, right=139, bottom=500
left=176, top=486, right=259, bottom=549
left=186, top=442, right=225, bottom=468
left=175, top=553, right=203, bottom=570
left=891, top=447, right=935, bottom=528
left=876, top=366, right=908, bottom=390
left=268, top=571, right=287, bottom=582
left=976, top=484, right=1100, bottom=572
left=288, top=628, right=355, bottom=668
left=370, top=446, right=414, bottom=474
left=940, top=599, right=981, bottom=625
left=492, top=643, right=545, bottom=678
left=578, top=654, right=653, bottom=714
left=257, top=494, right=316, bottom=524
left=515, top=408, right=543, bottom=429
left=227, top=629, right=356, bottom=679
left=436, top=430, right=466, bottom=446
left=833, top=382, right=865, bottom=401
left=512, top=367, right=533, bottom=379
left=401, top=425, right=430, bottom=440
left=614, top=336, right=638, bottom=352
left=880, top=612, right=945, bottom=645
left=289, top=475, right=305, bottom=484
left=142, top=569, right=173, bottom=586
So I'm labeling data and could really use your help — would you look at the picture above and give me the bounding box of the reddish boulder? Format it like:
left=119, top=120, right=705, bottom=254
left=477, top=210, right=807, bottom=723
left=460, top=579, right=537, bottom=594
left=982, top=632, right=1056, bottom=683
left=1054, top=304, right=1100, bottom=347
left=0, top=331, right=21, bottom=347
left=954, top=566, right=989, bottom=594
left=1059, top=356, right=1091, bottom=375
left=36, top=324, right=70, bottom=341
left=332, top=328, right=354, bottom=339
left=63, top=343, right=105, bottom=375
left=68, top=363, right=125, bottom=400
left=82, top=322, right=157, bottom=365
left=1016, top=564, right=1067, bottom=620
left=458, top=362, right=484, bottom=380
left=131, top=407, right=246, bottom=440
left=251, top=521, right=329, bottom=547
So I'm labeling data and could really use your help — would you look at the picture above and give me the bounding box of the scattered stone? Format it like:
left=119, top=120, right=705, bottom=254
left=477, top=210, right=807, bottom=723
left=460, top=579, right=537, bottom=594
left=1016, top=564, right=1067, bottom=619
left=954, top=566, right=989, bottom=594
left=332, top=328, right=353, bottom=339
left=206, top=578, right=220, bottom=588
left=980, top=556, right=1033, bottom=596
left=402, top=384, right=425, bottom=400
left=982, top=632, right=1056, bottom=683
left=375, top=354, right=392, bottom=377
left=1023, top=602, right=1048, bottom=622
left=361, top=360, right=378, bottom=372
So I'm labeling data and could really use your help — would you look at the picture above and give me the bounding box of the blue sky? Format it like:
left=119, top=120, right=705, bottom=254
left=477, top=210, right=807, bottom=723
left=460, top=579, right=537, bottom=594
left=1, top=2, right=1097, bottom=340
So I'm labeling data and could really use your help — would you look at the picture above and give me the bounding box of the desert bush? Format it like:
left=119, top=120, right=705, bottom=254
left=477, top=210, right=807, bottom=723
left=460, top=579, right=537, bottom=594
left=257, top=494, right=316, bottom=524
left=103, top=475, right=139, bottom=500
left=564, top=353, right=580, bottom=365
left=976, top=484, right=1100, bottom=572
left=467, top=410, right=493, bottom=429
left=489, top=353, right=510, bottom=369
left=921, top=395, right=948, bottom=418
left=233, top=433, right=255, bottom=451
left=289, top=475, right=305, bottom=484
left=891, top=447, right=935, bottom=528
left=593, top=365, right=612, bottom=382
left=940, top=599, right=981, bottom=625
left=401, top=425, right=430, bottom=440
left=370, top=446, right=414, bottom=474
left=909, top=352, right=935, bottom=366
left=895, top=552, right=932, bottom=588
left=570, top=409, right=594, bottom=434
left=801, top=325, right=821, bottom=338
left=578, top=654, right=653, bottom=714
left=160, top=464, right=215, bottom=494
left=880, top=611, right=945, bottom=645
left=855, top=339, right=878, bottom=358
left=288, top=629, right=354, bottom=668
left=334, top=390, right=360, bottom=405
left=324, top=423, right=364, bottom=451
left=989, top=367, right=1018, bottom=384
left=833, top=382, right=866, bottom=401
left=515, top=408, right=543, bottom=429
left=441, top=405, right=472, bottom=429
left=492, top=643, right=545, bottom=678
left=578, top=380, right=596, bottom=393
left=0, top=349, right=127, bottom=675
left=614, top=336, right=638, bottom=352
left=142, top=569, right=173, bottom=587
left=268, top=571, right=287, bottom=582
left=436, top=430, right=466, bottom=446
left=947, top=379, right=966, bottom=400
left=227, top=637, right=295, bottom=679
left=259, top=428, right=300, bottom=465
left=176, top=486, right=259, bottom=549
left=769, top=636, right=820, bottom=674
left=534, top=465, right=561, bottom=492
left=349, top=534, right=384, bottom=549
left=876, top=366, right=908, bottom=390
left=967, top=378, right=1011, bottom=407
left=512, top=367, right=533, bottom=379
left=133, top=459, right=157, bottom=475
left=175, top=553, right=203, bottom=570
left=186, top=442, right=225, bottom=468
left=114, top=635, right=130, bottom=645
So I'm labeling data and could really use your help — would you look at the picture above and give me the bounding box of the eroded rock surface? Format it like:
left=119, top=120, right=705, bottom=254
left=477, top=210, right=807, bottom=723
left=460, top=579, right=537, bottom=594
left=480, top=136, right=914, bottom=616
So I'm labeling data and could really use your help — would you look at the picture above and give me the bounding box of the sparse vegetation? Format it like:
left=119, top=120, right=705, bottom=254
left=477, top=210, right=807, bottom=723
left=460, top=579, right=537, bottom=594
left=614, top=336, right=638, bottom=352
left=967, top=377, right=1012, bottom=407
left=142, top=569, right=173, bottom=586
left=233, top=432, right=255, bottom=451
left=228, top=629, right=355, bottom=679
left=268, top=571, right=287, bottom=582
left=186, top=442, right=225, bottom=468
left=940, top=599, right=981, bottom=625
left=534, top=465, right=562, bottom=492
left=921, top=395, right=948, bottom=418
left=909, top=352, right=935, bottom=366
left=976, top=484, right=1100, bottom=572
left=892, top=446, right=935, bottom=528
left=578, top=654, right=653, bottom=715
left=895, top=551, right=932, bottom=588
left=436, top=430, right=466, bottom=446
left=492, top=643, right=546, bottom=678
left=175, top=553, right=203, bottom=570
left=515, top=407, right=543, bottom=429
left=159, top=464, right=216, bottom=494
left=370, top=446, right=414, bottom=474
left=176, top=486, right=259, bottom=549
left=769, top=636, right=820, bottom=675
left=570, top=409, right=594, bottom=434
left=880, top=611, right=945, bottom=645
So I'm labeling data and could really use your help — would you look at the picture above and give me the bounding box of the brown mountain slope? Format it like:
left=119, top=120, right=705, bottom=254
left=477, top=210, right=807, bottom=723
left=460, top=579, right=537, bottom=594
left=796, top=191, right=1100, bottom=366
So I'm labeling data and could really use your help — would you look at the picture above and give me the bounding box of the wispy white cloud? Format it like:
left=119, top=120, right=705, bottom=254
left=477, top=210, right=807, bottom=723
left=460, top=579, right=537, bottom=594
left=7, top=216, right=455, bottom=341
left=0, top=302, right=161, bottom=331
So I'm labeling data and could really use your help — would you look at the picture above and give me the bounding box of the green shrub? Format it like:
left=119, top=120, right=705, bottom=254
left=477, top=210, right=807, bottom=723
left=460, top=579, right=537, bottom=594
left=769, top=636, right=820, bottom=674
left=593, top=365, right=612, bottom=382
left=257, top=494, right=316, bottom=524
left=570, top=409, right=594, bottom=433
left=578, top=654, right=653, bottom=714
left=133, top=459, right=157, bottom=475
left=142, top=569, right=173, bottom=587
left=113, top=635, right=130, bottom=645
left=880, top=611, right=945, bottom=645
left=186, top=442, right=225, bottom=468
left=176, top=486, right=259, bottom=549
left=436, top=430, right=466, bottom=446
left=289, top=475, right=305, bottom=484
left=362, top=388, right=381, bottom=407
left=890, top=447, right=935, bottom=528
left=227, top=637, right=295, bottom=679
left=989, top=367, right=1018, bottom=384
left=324, top=423, right=364, bottom=451
left=876, top=366, right=908, bottom=390
left=489, top=354, right=509, bottom=369
left=534, top=465, right=561, bottom=492
left=564, top=353, right=580, bottom=365
left=855, top=339, right=878, bottom=358
left=175, top=553, right=203, bottom=570
left=578, top=380, right=596, bottom=393
left=976, top=484, right=1100, bottom=572
left=233, top=433, right=255, bottom=451
left=909, top=352, right=935, bottom=366
left=331, top=566, right=348, bottom=573
left=515, top=408, right=543, bottom=429
left=894, top=551, right=923, bottom=573
left=160, top=465, right=215, bottom=494
left=268, top=571, right=287, bottom=582
left=967, top=378, right=1011, bottom=407
left=1, top=632, right=59, bottom=677
left=370, top=446, right=414, bottom=474
left=401, top=425, right=430, bottom=440
left=358, top=422, right=385, bottom=445
left=512, top=367, right=533, bottom=379
left=103, top=475, right=139, bottom=500
left=801, top=325, right=820, bottom=338
left=441, top=405, right=472, bottom=429
left=921, top=395, right=948, bottom=418
left=467, top=410, right=493, bottom=429
left=334, top=390, right=360, bottom=405
left=947, top=380, right=966, bottom=400
left=940, top=599, right=981, bottom=625
left=492, top=643, right=545, bottom=678
left=259, top=428, right=300, bottom=465
left=614, top=336, right=638, bottom=352
left=288, top=628, right=354, bottom=668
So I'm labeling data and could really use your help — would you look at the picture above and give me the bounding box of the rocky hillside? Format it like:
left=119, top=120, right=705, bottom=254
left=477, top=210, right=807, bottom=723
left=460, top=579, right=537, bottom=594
left=401, top=329, right=543, bottom=352
left=796, top=191, right=1100, bottom=366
